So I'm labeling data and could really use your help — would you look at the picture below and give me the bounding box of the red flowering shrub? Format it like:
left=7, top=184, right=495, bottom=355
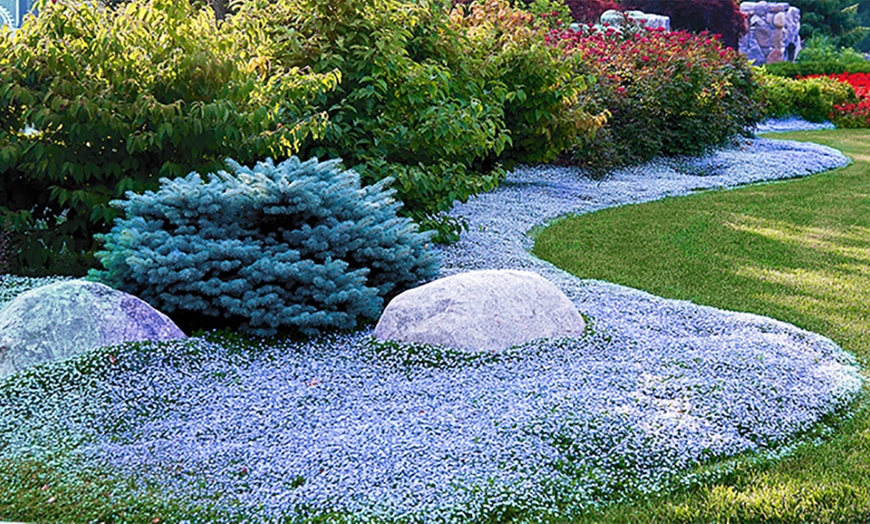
left=549, top=22, right=761, bottom=172
left=808, top=72, right=870, bottom=127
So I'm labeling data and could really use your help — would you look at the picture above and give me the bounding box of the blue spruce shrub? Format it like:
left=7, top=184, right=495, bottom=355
left=91, top=157, right=440, bottom=336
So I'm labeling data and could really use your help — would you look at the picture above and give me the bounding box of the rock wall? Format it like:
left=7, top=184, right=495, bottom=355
left=739, top=2, right=801, bottom=65
left=599, top=9, right=671, bottom=31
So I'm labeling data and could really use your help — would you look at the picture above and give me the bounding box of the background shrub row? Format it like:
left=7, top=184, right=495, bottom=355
left=755, top=69, right=858, bottom=122
left=553, top=21, right=761, bottom=173
left=0, top=0, right=820, bottom=335
left=0, top=0, right=339, bottom=274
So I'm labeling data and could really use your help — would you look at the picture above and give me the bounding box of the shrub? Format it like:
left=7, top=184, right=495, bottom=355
left=91, top=156, right=440, bottom=337
left=448, top=0, right=598, bottom=165
left=241, top=0, right=598, bottom=241
left=523, top=0, right=573, bottom=29
left=551, top=23, right=762, bottom=172
left=0, top=0, right=337, bottom=275
left=810, top=72, right=870, bottom=128
left=619, top=0, right=747, bottom=49
left=754, top=68, right=858, bottom=122
left=797, top=35, right=868, bottom=64
left=763, top=35, right=870, bottom=78
left=764, top=59, right=870, bottom=78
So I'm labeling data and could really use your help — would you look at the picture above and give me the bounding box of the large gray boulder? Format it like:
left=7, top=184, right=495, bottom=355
left=0, top=280, right=185, bottom=379
left=374, top=270, right=585, bottom=351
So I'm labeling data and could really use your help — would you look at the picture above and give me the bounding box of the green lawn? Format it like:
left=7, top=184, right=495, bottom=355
left=534, top=128, right=870, bottom=523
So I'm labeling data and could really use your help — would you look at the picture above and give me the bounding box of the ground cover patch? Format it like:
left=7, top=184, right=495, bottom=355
left=534, top=128, right=870, bottom=523
left=1, top=321, right=857, bottom=523
left=0, top=133, right=864, bottom=523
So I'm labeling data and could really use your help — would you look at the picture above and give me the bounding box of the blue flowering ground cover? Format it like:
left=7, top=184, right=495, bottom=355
left=0, top=132, right=864, bottom=522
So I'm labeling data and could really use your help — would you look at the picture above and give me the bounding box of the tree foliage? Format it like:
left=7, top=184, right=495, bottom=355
left=92, top=156, right=440, bottom=337
left=0, top=0, right=338, bottom=275
left=562, top=0, right=620, bottom=24
left=858, top=1, right=870, bottom=52
left=619, top=0, right=747, bottom=49
left=788, top=0, right=868, bottom=50
left=235, top=0, right=598, bottom=240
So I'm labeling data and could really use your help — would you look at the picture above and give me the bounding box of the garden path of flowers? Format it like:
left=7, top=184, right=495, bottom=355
left=0, top=130, right=864, bottom=523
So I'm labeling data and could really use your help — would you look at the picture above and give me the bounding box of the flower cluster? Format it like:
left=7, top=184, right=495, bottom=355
left=546, top=22, right=760, bottom=171
left=809, top=72, right=870, bottom=128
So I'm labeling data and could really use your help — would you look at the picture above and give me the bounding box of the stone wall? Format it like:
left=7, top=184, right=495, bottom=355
left=599, top=9, right=671, bottom=31
left=739, top=2, right=801, bottom=65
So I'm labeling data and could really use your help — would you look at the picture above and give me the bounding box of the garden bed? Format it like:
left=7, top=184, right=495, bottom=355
left=0, top=135, right=862, bottom=523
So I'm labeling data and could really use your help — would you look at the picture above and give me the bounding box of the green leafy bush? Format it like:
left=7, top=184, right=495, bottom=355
left=91, top=156, right=440, bottom=337
left=798, top=35, right=867, bottom=63
left=0, top=0, right=338, bottom=275
left=523, top=0, right=574, bottom=30
left=765, top=37, right=870, bottom=77
left=754, top=68, right=858, bottom=122
left=240, top=0, right=598, bottom=241
left=764, top=59, right=870, bottom=78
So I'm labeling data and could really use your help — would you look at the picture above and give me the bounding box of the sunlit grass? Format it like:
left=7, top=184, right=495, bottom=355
left=535, top=128, right=870, bottom=523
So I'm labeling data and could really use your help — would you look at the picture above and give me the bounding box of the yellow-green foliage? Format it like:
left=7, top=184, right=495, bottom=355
left=449, top=0, right=597, bottom=165
left=0, top=0, right=338, bottom=275
left=755, top=67, right=858, bottom=122
left=236, top=0, right=600, bottom=240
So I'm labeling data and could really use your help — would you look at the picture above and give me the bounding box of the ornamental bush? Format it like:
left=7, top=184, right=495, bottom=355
left=812, top=72, right=870, bottom=128
left=764, top=59, right=870, bottom=78
left=91, top=157, right=440, bottom=337
left=755, top=68, right=857, bottom=122
left=764, top=35, right=870, bottom=77
left=0, top=0, right=337, bottom=275
left=550, top=22, right=762, bottom=173
left=240, top=0, right=599, bottom=241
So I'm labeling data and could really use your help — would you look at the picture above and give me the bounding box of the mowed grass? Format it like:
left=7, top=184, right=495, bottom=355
left=535, top=128, right=870, bottom=523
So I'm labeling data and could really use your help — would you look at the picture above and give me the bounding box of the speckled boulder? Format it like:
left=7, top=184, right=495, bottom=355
left=0, top=280, right=185, bottom=378
left=374, top=270, right=585, bottom=351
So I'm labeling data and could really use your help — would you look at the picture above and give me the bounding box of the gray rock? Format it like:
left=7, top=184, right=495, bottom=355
left=600, top=9, right=670, bottom=31
left=755, top=26, right=772, bottom=47
left=740, top=1, right=801, bottom=64
left=0, top=280, right=185, bottom=378
left=773, top=11, right=786, bottom=27
left=374, top=270, right=586, bottom=351
left=740, top=33, right=767, bottom=64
